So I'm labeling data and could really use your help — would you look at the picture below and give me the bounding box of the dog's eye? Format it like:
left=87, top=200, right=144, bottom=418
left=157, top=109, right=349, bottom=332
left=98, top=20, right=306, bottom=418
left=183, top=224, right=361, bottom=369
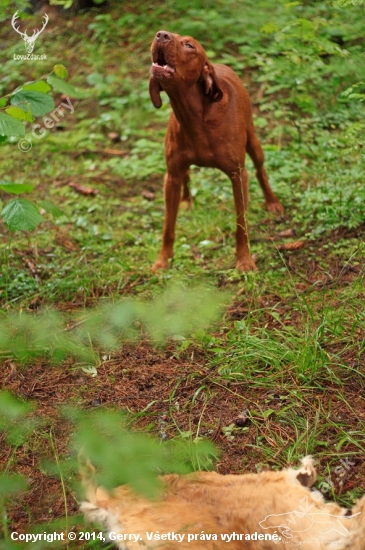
left=185, top=43, right=194, bottom=49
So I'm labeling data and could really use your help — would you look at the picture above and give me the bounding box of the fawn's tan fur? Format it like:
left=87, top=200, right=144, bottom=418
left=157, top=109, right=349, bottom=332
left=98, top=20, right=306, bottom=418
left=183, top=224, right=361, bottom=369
left=80, top=456, right=365, bottom=549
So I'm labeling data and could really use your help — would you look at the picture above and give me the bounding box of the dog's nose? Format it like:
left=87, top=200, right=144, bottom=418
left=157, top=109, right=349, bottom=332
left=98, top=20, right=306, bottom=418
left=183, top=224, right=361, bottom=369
left=156, top=30, right=172, bottom=43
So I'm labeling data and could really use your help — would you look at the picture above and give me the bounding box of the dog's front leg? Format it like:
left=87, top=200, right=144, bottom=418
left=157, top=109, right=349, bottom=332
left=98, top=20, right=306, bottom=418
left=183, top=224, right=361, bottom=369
left=152, top=171, right=183, bottom=272
left=231, top=169, right=257, bottom=271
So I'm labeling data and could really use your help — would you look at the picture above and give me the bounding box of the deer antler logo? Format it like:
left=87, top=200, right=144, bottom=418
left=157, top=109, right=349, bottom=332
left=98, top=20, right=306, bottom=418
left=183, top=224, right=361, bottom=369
left=11, top=11, right=49, bottom=54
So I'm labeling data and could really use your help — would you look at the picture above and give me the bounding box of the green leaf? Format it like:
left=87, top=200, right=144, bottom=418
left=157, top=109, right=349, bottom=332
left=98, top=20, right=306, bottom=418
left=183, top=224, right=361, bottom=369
left=53, top=64, right=68, bottom=79
left=2, top=199, right=43, bottom=231
left=5, top=105, right=34, bottom=123
left=47, top=75, right=78, bottom=97
left=80, top=365, right=98, bottom=377
left=333, top=0, right=364, bottom=5
left=0, top=391, right=33, bottom=423
left=73, top=408, right=217, bottom=498
left=22, top=80, right=52, bottom=93
left=11, top=91, right=55, bottom=117
left=0, top=182, right=34, bottom=195
left=0, top=112, right=25, bottom=137
left=38, top=200, right=64, bottom=218
left=0, top=473, right=28, bottom=497
left=0, top=391, right=36, bottom=446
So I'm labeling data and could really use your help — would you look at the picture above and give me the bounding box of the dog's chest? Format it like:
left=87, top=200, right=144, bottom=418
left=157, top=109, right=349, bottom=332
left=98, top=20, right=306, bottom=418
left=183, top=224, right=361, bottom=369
left=183, top=132, right=243, bottom=169
left=170, top=121, right=241, bottom=167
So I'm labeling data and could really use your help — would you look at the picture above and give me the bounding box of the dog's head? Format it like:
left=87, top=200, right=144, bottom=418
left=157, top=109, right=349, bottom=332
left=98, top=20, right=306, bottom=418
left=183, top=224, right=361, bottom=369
left=149, top=30, right=223, bottom=108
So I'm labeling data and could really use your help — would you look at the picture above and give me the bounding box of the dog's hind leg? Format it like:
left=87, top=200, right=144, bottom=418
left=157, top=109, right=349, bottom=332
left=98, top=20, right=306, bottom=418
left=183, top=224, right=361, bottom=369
left=246, top=124, right=284, bottom=214
left=180, top=169, right=193, bottom=207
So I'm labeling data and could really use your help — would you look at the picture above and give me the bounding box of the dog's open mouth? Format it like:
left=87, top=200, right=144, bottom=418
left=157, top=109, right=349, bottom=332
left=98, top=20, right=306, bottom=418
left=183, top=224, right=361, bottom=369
left=151, top=49, right=175, bottom=78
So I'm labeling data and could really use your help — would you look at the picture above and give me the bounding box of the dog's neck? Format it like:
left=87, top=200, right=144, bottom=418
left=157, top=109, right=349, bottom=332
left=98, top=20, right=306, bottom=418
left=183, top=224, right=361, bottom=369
left=165, top=84, right=214, bottom=131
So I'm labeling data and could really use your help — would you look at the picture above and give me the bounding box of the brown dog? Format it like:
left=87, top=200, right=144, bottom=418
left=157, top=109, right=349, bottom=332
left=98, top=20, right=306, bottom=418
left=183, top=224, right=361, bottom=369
left=81, top=456, right=365, bottom=549
left=149, top=31, right=284, bottom=273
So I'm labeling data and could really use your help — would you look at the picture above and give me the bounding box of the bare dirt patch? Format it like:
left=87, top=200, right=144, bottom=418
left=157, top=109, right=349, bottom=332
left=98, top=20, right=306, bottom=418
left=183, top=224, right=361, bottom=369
left=2, top=328, right=365, bottom=535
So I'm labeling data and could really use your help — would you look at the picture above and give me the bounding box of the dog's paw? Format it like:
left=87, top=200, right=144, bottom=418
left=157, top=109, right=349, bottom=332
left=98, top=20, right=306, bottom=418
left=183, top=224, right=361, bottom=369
left=236, top=256, right=258, bottom=272
left=179, top=197, right=193, bottom=210
left=152, top=258, right=169, bottom=273
left=265, top=200, right=285, bottom=214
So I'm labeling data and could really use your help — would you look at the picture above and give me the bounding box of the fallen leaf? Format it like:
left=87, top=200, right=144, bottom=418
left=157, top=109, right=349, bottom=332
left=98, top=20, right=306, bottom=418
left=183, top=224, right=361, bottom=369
left=278, top=228, right=296, bottom=238
left=5, top=363, right=19, bottom=384
left=142, top=190, right=156, bottom=201
left=69, top=182, right=98, bottom=196
left=102, top=148, right=125, bottom=155
left=29, top=296, right=42, bottom=310
left=23, top=258, right=38, bottom=278
left=277, top=241, right=305, bottom=251
left=55, top=231, right=78, bottom=251
left=107, top=132, right=120, bottom=142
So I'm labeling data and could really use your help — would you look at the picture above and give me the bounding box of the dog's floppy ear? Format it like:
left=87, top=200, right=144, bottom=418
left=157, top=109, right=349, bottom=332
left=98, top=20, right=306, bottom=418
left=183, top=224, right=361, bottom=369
left=201, top=62, right=223, bottom=102
left=149, top=76, right=163, bottom=108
